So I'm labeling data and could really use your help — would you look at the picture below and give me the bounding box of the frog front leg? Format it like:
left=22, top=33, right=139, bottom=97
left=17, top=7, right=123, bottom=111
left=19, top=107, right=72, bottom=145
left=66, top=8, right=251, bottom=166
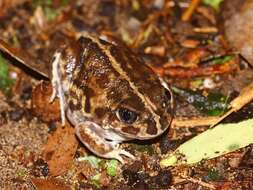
left=75, top=120, right=135, bottom=163
left=50, top=51, right=66, bottom=125
left=66, top=106, right=135, bottom=162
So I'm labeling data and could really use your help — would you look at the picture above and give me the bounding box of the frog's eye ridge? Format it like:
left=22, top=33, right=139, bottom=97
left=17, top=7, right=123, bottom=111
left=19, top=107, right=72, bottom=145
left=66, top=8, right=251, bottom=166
left=117, top=108, right=138, bottom=124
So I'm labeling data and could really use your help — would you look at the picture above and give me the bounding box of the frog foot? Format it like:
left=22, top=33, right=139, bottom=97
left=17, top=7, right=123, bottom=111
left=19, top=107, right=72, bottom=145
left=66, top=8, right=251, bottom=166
left=50, top=51, right=66, bottom=125
left=74, top=120, right=135, bottom=163
left=104, top=149, right=135, bottom=164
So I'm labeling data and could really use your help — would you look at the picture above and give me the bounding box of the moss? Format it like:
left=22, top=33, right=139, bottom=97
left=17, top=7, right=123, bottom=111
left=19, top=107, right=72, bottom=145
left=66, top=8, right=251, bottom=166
left=0, top=53, right=14, bottom=96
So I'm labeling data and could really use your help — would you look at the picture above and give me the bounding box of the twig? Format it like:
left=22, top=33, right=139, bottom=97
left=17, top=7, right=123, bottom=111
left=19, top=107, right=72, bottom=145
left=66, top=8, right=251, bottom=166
left=210, top=81, right=253, bottom=127
left=185, top=176, right=216, bottom=189
left=194, top=27, right=218, bottom=33
left=181, top=0, right=201, bottom=21
left=172, top=116, right=219, bottom=128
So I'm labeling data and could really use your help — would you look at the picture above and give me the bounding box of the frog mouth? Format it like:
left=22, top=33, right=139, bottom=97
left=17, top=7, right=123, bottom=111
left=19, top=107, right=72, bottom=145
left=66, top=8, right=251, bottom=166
left=96, top=124, right=131, bottom=144
left=106, top=124, right=163, bottom=140
left=66, top=109, right=130, bottom=144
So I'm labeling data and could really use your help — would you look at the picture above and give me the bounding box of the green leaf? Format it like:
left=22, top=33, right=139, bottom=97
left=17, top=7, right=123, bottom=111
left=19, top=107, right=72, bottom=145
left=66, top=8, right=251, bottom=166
left=160, top=118, right=253, bottom=167
left=0, top=55, right=9, bottom=78
left=33, top=0, right=69, bottom=21
left=131, top=144, right=156, bottom=155
left=132, top=0, right=140, bottom=11
left=61, top=0, right=70, bottom=6
left=190, top=79, right=204, bottom=89
left=206, top=168, right=223, bottom=181
left=90, top=173, right=101, bottom=188
left=44, top=7, right=59, bottom=21
left=212, top=55, right=232, bottom=65
left=106, top=160, right=119, bottom=177
left=202, top=0, right=224, bottom=11
left=77, top=155, right=101, bottom=168
left=17, top=169, right=28, bottom=178
left=0, top=53, right=14, bottom=95
left=172, top=87, right=229, bottom=116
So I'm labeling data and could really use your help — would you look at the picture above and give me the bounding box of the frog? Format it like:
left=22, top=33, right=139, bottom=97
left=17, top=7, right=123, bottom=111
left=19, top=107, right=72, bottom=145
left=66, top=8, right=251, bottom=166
left=0, top=34, right=174, bottom=163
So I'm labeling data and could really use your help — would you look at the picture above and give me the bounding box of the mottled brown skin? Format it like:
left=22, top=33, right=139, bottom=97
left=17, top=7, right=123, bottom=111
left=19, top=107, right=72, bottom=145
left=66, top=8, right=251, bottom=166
left=0, top=34, right=174, bottom=161
left=50, top=35, right=174, bottom=160
left=61, top=36, right=173, bottom=136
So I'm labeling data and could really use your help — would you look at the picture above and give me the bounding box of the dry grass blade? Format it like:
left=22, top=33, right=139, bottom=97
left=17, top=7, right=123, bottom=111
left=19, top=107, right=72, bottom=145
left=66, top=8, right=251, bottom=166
left=0, top=0, right=28, bottom=17
left=172, top=116, right=220, bottom=128
left=0, top=39, right=49, bottom=78
left=181, top=0, right=201, bottom=21
left=211, top=81, right=253, bottom=127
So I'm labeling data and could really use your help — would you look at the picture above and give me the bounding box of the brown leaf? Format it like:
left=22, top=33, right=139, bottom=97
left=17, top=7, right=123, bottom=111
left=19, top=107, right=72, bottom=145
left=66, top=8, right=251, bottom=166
left=144, top=45, right=166, bottom=57
left=32, top=81, right=60, bottom=122
left=0, top=0, right=28, bottom=18
left=213, top=180, right=253, bottom=190
left=31, top=178, right=71, bottom=190
left=79, top=162, right=97, bottom=180
left=42, top=122, right=78, bottom=176
left=164, top=58, right=238, bottom=78
left=164, top=48, right=208, bottom=68
left=99, top=171, right=111, bottom=187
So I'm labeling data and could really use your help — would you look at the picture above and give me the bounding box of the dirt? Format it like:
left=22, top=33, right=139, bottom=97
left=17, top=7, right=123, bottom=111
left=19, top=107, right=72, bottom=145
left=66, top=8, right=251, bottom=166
left=221, top=0, right=253, bottom=66
left=0, top=0, right=253, bottom=189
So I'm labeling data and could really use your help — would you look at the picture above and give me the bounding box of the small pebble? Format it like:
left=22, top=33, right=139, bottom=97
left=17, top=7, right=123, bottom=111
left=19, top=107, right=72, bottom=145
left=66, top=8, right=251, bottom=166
left=203, top=78, right=215, bottom=89
left=32, top=158, right=49, bottom=177
left=9, top=108, right=24, bottom=121
left=137, top=171, right=149, bottom=182
left=235, top=173, right=244, bottom=181
left=0, top=112, right=7, bottom=125
left=127, top=160, right=142, bottom=173
left=127, top=17, right=141, bottom=32
left=122, top=169, right=139, bottom=186
left=99, top=1, right=116, bottom=17
left=121, top=186, right=131, bottom=190
left=20, top=86, right=32, bottom=100
left=48, top=122, right=57, bottom=133
left=159, top=137, right=179, bottom=154
left=71, top=18, right=93, bottom=32
left=153, top=0, right=164, bottom=9
left=153, top=170, right=172, bottom=188
left=133, top=181, right=149, bottom=190
left=77, top=182, right=97, bottom=190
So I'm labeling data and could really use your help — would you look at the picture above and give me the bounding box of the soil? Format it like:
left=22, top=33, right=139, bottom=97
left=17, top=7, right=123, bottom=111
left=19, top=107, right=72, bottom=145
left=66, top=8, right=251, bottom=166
left=0, top=0, right=253, bottom=189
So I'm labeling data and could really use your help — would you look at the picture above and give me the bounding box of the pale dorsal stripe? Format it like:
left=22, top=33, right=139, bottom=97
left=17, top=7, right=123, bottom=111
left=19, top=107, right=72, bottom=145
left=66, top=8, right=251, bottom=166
left=87, top=36, right=161, bottom=131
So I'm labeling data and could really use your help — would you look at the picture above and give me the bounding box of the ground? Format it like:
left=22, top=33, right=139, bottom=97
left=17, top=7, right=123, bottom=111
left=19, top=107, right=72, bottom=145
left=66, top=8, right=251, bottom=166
left=0, top=0, right=253, bottom=189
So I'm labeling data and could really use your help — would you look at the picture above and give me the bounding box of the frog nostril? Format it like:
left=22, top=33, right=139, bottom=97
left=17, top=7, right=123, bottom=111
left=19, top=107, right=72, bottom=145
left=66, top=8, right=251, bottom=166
left=165, top=90, right=172, bottom=101
left=164, top=89, right=174, bottom=110
left=116, top=107, right=138, bottom=124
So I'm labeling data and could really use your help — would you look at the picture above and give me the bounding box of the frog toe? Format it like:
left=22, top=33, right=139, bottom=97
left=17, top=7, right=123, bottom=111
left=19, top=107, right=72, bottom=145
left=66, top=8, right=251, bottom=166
left=105, top=149, right=135, bottom=164
left=50, top=51, right=66, bottom=125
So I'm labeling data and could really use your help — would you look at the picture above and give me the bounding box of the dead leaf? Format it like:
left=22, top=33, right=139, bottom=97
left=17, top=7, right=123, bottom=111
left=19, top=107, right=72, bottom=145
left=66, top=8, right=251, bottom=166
left=164, top=59, right=237, bottom=78
left=42, top=122, right=78, bottom=176
left=31, top=178, right=71, bottom=190
left=32, top=81, right=60, bottom=122
left=0, top=0, right=28, bottom=18
left=99, top=171, right=111, bottom=187
left=78, top=162, right=97, bottom=180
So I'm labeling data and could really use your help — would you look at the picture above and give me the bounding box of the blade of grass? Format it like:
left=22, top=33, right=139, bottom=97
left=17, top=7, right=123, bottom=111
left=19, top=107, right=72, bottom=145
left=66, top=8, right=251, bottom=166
left=161, top=118, right=253, bottom=167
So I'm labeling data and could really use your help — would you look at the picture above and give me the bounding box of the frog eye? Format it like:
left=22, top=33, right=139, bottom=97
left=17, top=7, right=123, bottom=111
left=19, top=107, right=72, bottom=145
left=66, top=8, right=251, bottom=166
left=116, top=108, right=138, bottom=124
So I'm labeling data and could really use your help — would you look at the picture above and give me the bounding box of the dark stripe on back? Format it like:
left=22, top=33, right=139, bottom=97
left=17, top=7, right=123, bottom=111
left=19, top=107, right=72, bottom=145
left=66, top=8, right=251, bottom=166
left=82, top=87, right=95, bottom=113
left=109, top=45, right=163, bottom=114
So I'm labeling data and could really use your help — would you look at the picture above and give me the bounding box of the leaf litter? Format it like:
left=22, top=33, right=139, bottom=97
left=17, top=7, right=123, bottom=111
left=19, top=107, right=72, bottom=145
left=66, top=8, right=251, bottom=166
left=0, top=0, right=253, bottom=189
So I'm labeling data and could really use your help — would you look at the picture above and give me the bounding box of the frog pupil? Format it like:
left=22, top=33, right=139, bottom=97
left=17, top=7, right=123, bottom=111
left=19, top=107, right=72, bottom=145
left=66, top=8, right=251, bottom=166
left=117, top=108, right=137, bottom=124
